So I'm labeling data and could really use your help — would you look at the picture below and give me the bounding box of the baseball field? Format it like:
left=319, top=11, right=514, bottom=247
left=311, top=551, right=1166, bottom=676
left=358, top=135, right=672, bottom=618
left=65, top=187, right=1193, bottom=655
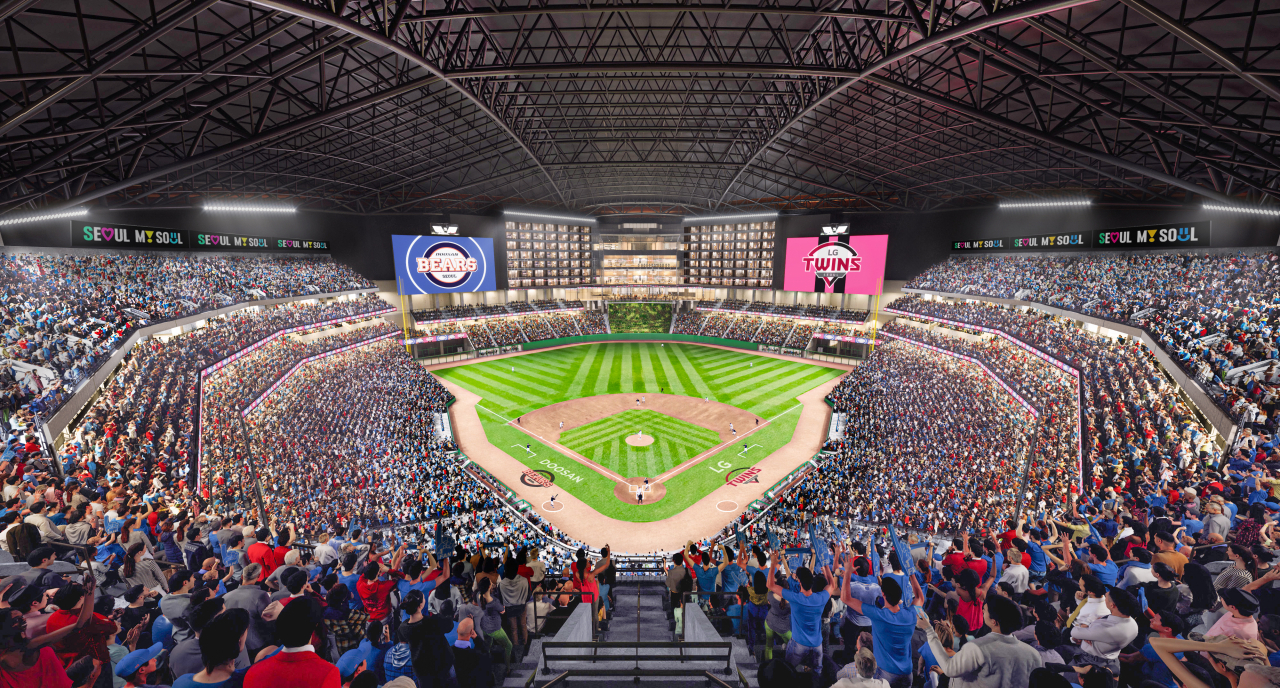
left=432, top=342, right=843, bottom=521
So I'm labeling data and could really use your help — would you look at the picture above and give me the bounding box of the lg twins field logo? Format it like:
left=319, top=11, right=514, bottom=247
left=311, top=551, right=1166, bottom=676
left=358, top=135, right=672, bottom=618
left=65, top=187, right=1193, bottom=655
left=416, top=242, right=479, bottom=289
left=803, top=242, right=861, bottom=287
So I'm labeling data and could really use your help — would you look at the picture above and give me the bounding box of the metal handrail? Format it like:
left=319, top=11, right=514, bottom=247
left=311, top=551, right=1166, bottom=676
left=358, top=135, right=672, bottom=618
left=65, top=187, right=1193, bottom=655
left=541, top=640, right=734, bottom=676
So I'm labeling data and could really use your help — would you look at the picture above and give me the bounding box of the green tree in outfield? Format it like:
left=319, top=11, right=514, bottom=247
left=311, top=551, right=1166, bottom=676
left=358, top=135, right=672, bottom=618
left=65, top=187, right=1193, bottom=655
left=608, top=303, right=671, bottom=333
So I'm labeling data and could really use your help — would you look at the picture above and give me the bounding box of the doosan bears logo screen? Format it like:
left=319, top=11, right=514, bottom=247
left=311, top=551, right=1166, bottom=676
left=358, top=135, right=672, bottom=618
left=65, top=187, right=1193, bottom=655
left=392, top=235, right=497, bottom=294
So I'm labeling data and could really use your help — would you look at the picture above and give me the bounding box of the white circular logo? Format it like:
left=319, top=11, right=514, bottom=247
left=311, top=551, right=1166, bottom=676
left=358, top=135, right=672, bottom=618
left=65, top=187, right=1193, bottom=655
left=803, top=243, right=861, bottom=287
left=415, top=242, right=478, bottom=288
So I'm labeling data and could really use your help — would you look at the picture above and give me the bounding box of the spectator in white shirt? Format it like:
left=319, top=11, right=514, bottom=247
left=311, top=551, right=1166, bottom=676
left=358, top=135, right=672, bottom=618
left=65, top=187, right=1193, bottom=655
left=1066, top=588, right=1141, bottom=674
left=1072, top=575, right=1110, bottom=628
left=998, top=548, right=1028, bottom=595
left=1119, top=548, right=1157, bottom=589
left=312, top=533, right=338, bottom=567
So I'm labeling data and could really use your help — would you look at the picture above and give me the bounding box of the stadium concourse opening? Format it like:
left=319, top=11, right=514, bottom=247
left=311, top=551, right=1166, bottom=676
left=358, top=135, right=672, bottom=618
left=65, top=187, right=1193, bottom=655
left=3, top=0, right=1279, bottom=686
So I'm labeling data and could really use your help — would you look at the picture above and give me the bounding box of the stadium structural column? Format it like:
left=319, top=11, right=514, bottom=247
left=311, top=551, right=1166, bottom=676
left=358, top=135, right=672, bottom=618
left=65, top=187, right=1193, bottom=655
left=397, top=275, right=411, bottom=356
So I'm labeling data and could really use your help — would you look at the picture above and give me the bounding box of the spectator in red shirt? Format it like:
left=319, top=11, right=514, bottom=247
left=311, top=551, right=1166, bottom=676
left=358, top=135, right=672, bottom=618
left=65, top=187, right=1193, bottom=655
left=941, top=538, right=966, bottom=576
left=274, top=523, right=298, bottom=565
left=246, top=527, right=279, bottom=578
left=357, top=545, right=407, bottom=622
left=244, top=597, right=340, bottom=688
left=0, top=578, right=99, bottom=688
left=44, top=582, right=118, bottom=667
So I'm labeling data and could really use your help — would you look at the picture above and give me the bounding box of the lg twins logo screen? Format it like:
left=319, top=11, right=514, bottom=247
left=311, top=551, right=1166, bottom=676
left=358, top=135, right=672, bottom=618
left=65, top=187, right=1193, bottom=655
left=804, top=243, right=862, bottom=287
left=392, top=235, right=496, bottom=294
left=783, top=235, right=888, bottom=294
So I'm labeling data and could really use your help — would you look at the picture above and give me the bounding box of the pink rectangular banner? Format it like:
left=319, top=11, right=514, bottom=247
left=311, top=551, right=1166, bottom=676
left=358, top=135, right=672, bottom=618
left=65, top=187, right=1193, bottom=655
left=782, top=235, right=888, bottom=294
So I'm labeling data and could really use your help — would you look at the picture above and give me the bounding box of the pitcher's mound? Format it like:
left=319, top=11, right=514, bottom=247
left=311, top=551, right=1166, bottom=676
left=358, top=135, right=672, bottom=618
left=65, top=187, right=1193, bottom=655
left=625, top=433, right=654, bottom=447
left=615, top=477, right=666, bottom=504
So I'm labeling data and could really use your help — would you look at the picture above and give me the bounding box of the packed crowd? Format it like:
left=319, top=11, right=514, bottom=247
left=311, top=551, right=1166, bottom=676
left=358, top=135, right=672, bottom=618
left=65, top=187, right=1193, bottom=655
left=889, top=294, right=1221, bottom=499
left=906, top=250, right=1280, bottom=424
left=543, top=315, right=576, bottom=338
left=672, top=311, right=705, bottom=335
left=757, top=319, right=795, bottom=346
left=786, top=324, right=816, bottom=349
left=0, top=252, right=371, bottom=420
left=726, top=316, right=762, bottom=341
left=486, top=320, right=524, bottom=347
left=57, top=295, right=392, bottom=519
left=702, top=314, right=735, bottom=337
left=462, top=324, right=494, bottom=349
left=804, top=340, right=1037, bottom=532
left=514, top=317, right=552, bottom=342
left=578, top=310, right=608, bottom=335
left=198, top=322, right=400, bottom=514
left=243, top=341, right=459, bottom=530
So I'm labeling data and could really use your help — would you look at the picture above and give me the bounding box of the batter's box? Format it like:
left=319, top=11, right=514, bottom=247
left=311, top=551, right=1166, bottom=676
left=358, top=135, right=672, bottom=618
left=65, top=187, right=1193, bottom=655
left=737, top=444, right=761, bottom=458
left=629, top=482, right=654, bottom=495
left=512, top=444, right=537, bottom=458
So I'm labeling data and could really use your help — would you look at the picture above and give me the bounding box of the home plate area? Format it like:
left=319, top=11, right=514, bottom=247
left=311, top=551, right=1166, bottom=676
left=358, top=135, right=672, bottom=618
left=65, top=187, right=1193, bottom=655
left=614, top=477, right=667, bottom=504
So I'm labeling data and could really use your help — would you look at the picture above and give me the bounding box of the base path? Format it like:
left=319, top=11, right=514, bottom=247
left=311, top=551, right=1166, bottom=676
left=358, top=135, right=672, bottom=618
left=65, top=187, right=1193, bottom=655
left=435, top=350, right=852, bottom=552
left=517, top=393, right=760, bottom=445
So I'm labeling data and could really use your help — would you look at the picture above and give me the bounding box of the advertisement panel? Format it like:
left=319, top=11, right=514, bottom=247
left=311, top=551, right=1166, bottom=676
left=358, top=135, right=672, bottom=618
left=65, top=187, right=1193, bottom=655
left=950, top=221, right=1211, bottom=252
left=781, top=235, right=888, bottom=294
left=392, top=235, right=497, bottom=294
left=71, top=221, right=331, bottom=252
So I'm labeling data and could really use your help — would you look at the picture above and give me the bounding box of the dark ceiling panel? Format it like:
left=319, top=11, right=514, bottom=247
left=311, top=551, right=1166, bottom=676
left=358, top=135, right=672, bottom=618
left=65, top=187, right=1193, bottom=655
left=0, top=0, right=1275, bottom=215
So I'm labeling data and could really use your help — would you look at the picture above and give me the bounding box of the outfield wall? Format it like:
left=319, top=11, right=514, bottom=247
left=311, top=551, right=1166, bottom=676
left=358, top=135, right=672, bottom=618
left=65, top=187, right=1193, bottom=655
left=521, top=333, right=759, bottom=351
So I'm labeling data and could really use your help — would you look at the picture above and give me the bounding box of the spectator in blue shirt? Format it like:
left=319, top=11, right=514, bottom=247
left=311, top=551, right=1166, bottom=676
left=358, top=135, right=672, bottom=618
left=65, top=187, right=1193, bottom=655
left=1086, top=543, right=1119, bottom=587
left=766, top=551, right=838, bottom=684
left=841, top=553, right=924, bottom=688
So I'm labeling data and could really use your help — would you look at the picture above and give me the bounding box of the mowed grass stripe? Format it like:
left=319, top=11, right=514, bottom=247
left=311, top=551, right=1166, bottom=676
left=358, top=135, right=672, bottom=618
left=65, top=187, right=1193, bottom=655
left=619, top=343, right=634, bottom=394
left=593, top=344, right=616, bottom=395
left=652, top=344, right=690, bottom=397
left=666, top=345, right=713, bottom=399
left=458, top=365, right=560, bottom=399
left=639, top=345, right=662, bottom=393
left=726, top=364, right=832, bottom=399
left=564, top=344, right=600, bottom=399
left=440, top=369, right=529, bottom=413
left=715, top=360, right=815, bottom=394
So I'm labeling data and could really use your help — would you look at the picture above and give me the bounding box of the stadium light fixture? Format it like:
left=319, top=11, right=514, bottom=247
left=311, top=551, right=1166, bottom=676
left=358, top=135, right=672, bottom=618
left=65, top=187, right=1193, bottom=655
left=997, top=199, right=1092, bottom=209
left=503, top=209, right=596, bottom=224
left=203, top=201, right=296, bottom=213
left=1203, top=203, right=1280, bottom=218
left=682, top=211, right=779, bottom=224
left=0, top=207, right=88, bottom=227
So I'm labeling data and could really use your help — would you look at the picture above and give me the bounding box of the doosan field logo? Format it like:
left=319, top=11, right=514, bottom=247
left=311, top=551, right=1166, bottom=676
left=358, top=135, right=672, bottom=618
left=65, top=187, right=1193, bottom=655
left=416, top=242, right=479, bottom=289
left=803, top=243, right=861, bottom=287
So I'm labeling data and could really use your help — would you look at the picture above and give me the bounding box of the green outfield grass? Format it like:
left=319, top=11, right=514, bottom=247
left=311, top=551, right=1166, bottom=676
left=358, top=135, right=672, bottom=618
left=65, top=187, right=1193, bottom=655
left=435, top=342, right=839, bottom=419
left=559, top=409, right=720, bottom=477
left=436, top=342, right=842, bottom=521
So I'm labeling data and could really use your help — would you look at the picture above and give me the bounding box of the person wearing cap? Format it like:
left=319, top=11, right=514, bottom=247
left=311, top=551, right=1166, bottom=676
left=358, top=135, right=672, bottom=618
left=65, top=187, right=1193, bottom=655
left=335, top=646, right=368, bottom=685
left=1065, top=587, right=1141, bottom=674
left=115, top=641, right=165, bottom=688
left=1207, top=588, right=1261, bottom=641
left=1151, top=529, right=1188, bottom=578
left=243, top=597, right=340, bottom=688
